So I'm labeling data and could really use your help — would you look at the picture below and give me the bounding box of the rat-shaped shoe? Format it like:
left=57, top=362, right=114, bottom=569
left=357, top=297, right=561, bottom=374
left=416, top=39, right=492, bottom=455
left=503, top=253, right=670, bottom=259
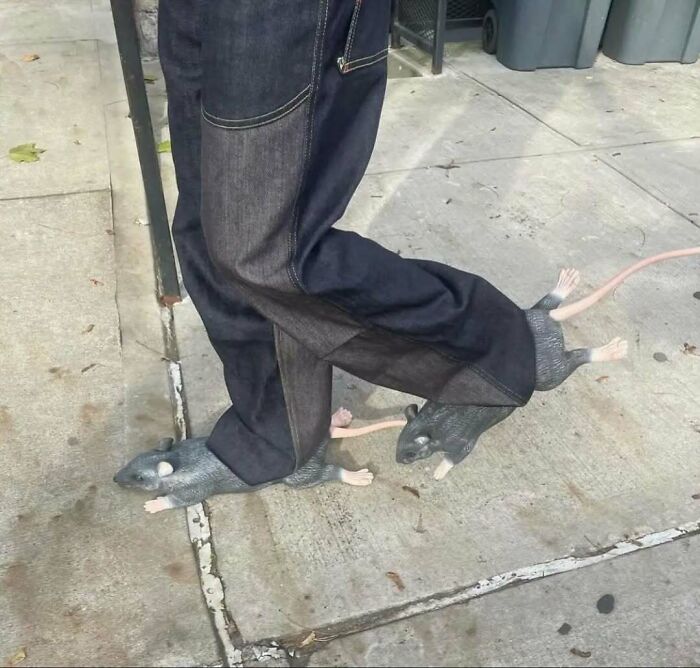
left=397, top=248, right=699, bottom=480
left=115, top=408, right=405, bottom=512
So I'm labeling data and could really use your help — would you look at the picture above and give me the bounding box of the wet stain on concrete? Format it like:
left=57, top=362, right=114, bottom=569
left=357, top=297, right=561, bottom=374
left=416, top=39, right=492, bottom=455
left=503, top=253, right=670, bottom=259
left=164, top=561, right=196, bottom=584
left=566, top=481, right=588, bottom=505
left=597, top=593, right=615, bottom=614
left=653, top=352, right=668, bottom=362
left=67, top=436, right=79, bottom=446
left=80, top=402, right=102, bottom=425
left=0, top=405, right=14, bottom=431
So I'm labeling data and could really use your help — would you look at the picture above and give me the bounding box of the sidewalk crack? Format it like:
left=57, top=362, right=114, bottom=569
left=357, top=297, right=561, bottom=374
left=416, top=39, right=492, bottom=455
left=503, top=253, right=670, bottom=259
left=160, top=306, right=245, bottom=667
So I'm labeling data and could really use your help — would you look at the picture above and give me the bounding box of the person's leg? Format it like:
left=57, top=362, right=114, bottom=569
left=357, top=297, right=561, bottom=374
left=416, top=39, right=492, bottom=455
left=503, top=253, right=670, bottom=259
left=159, top=0, right=331, bottom=485
left=200, top=0, right=536, bottom=411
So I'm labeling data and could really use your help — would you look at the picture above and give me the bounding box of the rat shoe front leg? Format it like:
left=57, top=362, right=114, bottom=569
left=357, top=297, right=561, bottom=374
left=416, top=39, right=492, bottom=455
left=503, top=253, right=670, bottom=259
left=433, top=456, right=455, bottom=480
left=144, top=496, right=178, bottom=514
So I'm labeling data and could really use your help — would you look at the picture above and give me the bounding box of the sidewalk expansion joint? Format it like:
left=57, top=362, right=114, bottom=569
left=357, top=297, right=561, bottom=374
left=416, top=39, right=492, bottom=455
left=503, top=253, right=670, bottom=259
left=365, top=136, right=700, bottom=179
left=598, top=155, right=700, bottom=230
left=244, top=519, right=700, bottom=663
left=0, top=186, right=110, bottom=204
left=458, top=70, right=582, bottom=148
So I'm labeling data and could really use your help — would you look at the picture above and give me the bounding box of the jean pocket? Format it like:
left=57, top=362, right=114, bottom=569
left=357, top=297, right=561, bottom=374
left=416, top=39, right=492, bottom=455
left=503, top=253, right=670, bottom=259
left=202, top=0, right=318, bottom=128
left=337, top=0, right=392, bottom=74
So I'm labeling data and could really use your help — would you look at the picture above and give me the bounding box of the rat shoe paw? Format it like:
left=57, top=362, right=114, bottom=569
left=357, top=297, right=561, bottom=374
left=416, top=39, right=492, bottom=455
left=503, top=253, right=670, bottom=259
left=553, top=268, right=580, bottom=299
left=144, top=496, right=172, bottom=514
left=340, top=468, right=374, bottom=486
left=331, top=407, right=353, bottom=429
left=591, top=337, right=628, bottom=362
left=433, top=457, right=455, bottom=481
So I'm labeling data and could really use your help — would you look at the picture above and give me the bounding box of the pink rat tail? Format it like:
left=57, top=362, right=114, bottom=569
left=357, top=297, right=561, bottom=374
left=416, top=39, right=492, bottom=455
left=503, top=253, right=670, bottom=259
left=549, top=247, right=700, bottom=322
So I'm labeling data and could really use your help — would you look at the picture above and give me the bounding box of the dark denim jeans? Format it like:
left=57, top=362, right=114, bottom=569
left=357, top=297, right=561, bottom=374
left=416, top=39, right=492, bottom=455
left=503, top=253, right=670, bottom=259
left=159, top=0, right=535, bottom=486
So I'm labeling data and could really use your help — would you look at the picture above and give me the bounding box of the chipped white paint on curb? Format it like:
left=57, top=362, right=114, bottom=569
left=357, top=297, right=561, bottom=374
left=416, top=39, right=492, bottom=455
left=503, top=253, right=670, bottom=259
left=166, top=353, right=243, bottom=667
left=188, top=503, right=243, bottom=667
left=167, top=360, right=187, bottom=440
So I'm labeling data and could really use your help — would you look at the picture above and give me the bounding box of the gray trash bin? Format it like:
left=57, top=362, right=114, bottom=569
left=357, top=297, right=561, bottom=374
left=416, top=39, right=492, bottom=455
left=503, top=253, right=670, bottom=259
left=602, top=0, right=700, bottom=65
left=489, top=0, right=612, bottom=70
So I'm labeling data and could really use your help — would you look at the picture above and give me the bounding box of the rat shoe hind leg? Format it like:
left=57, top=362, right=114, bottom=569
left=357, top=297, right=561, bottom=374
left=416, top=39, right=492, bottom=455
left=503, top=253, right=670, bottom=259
left=532, top=268, right=581, bottom=310
left=589, top=337, right=628, bottom=362
left=331, top=407, right=353, bottom=429
left=547, top=338, right=628, bottom=391
left=283, top=438, right=374, bottom=489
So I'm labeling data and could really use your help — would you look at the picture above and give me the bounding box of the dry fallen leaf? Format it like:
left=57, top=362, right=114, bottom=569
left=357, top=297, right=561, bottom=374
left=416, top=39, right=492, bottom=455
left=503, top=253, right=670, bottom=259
left=595, top=376, right=609, bottom=383
left=83, top=324, right=95, bottom=334
left=682, top=342, right=698, bottom=355
left=21, top=53, right=40, bottom=62
left=570, top=647, right=592, bottom=659
left=386, top=571, right=406, bottom=591
left=299, top=631, right=316, bottom=648
left=402, top=485, right=420, bottom=499
left=143, top=74, right=158, bottom=84
left=89, top=278, right=104, bottom=286
left=8, top=647, right=27, bottom=666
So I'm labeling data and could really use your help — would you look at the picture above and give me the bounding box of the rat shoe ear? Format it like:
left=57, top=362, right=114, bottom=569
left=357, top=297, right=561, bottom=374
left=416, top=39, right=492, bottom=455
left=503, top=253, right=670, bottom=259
left=156, top=437, right=174, bottom=452
left=405, top=404, right=418, bottom=422
left=157, top=461, right=174, bottom=477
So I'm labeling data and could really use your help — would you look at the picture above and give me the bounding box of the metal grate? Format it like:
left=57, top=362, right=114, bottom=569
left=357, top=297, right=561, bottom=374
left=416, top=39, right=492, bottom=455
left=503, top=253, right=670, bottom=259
left=397, top=0, right=437, bottom=42
left=398, top=0, right=491, bottom=41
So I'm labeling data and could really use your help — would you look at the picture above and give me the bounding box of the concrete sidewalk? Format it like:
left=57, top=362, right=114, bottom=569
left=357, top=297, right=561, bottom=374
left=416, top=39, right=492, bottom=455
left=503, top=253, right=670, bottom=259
left=1, top=2, right=699, bottom=666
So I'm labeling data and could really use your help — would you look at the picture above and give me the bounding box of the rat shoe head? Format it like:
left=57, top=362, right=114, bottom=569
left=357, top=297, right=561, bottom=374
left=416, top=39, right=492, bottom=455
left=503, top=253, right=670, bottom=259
left=396, top=404, right=440, bottom=464
left=113, top=438, right=176, bottom=492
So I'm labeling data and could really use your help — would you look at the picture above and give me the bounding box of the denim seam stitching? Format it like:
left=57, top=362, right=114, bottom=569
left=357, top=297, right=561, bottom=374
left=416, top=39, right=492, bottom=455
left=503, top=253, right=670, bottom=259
left=274, top=326, right=303, bottom=470
left=287, top=0, right=329, bottom=290
left=342, top=48, right=389, bottom=72
left=343, top=0, right=363, bottom=64
left=202, top=85, right=311, bottom=125
left=201, top=88, right=310, bottom=130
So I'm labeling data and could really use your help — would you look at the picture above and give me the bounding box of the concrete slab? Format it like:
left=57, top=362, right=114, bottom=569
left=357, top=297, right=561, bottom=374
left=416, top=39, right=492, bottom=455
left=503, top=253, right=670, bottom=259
left=594, top=138, right=700, bottom=224
left=309, top=536, right=700, bottom=667
left=0, top=0, right=101, bottom=45
left=367, top=70, right=574, bottom=174
left=0, top=191, right=214, bottom=666
left=0, top=40, right=110, bottom=199
left=446, top=44, right=700, bottom=147
left=173, top=149, right=700, bottom=641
